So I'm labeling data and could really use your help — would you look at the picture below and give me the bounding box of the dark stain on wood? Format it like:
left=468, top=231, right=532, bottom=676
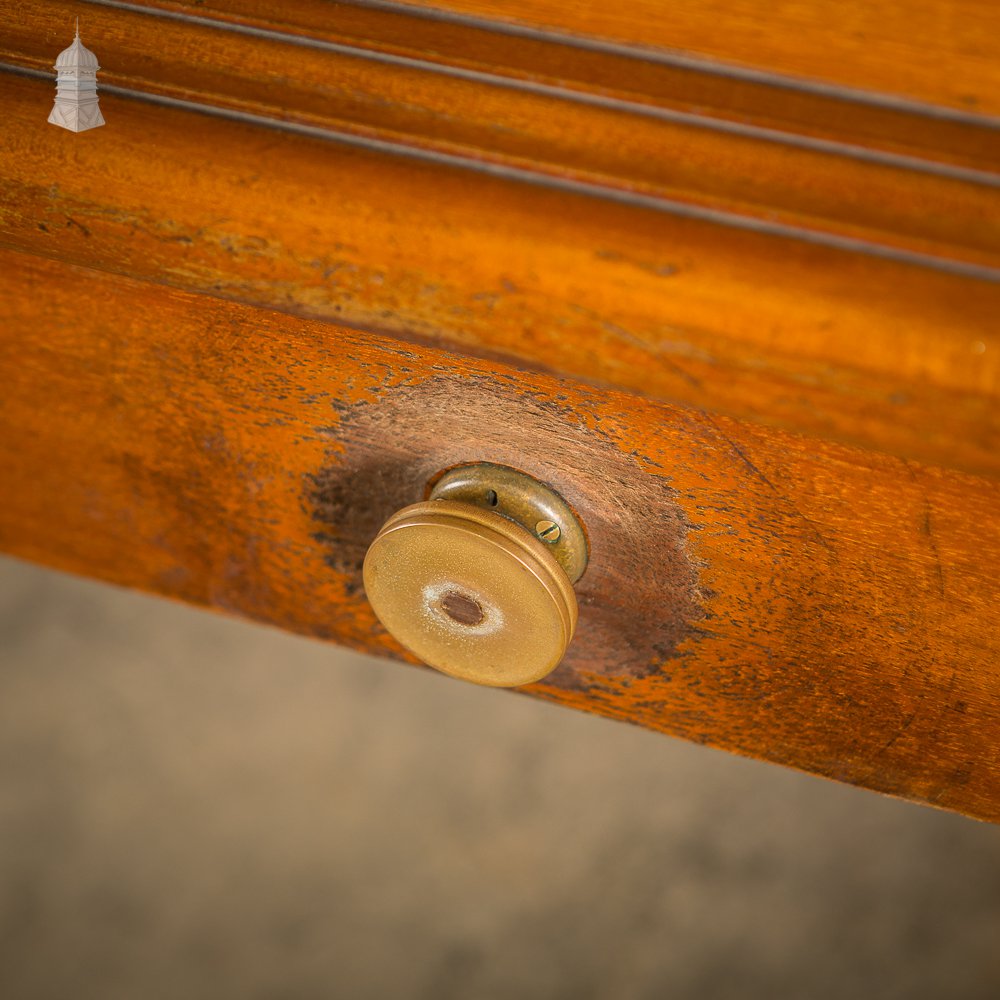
left=306, top=373, right=704, bottom=685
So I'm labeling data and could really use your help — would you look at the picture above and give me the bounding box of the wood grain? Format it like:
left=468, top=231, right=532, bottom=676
left=2, top=249, right=998, bottom=821
left=409, top=0, right=1000, bottom=118
left=15, top=0, right=999, bottom=170
left=1, top=69, right=998, bottom=478
left=5, top=1, right=999, bottom=269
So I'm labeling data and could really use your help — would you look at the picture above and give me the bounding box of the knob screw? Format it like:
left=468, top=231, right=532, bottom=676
left=535, top=519, right=561, bottom=542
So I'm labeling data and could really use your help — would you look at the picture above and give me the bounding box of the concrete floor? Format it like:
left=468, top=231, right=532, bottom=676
left=1, top=555, right=998, bottom=999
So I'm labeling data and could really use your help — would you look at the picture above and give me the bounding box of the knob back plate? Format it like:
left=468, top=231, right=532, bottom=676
left=430, top=463, right=588, bottom=584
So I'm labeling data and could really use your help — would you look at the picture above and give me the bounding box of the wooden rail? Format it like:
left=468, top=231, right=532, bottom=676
left=2, top=248, right=999, bottom=820
left=1, top=0, right=998, bottom=819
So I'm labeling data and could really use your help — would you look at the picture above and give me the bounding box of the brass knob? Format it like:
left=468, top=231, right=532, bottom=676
left=363, top=464, right=587, bottom=687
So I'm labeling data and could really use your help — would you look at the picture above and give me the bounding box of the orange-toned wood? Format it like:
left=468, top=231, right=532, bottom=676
left=113, top=0, right=1000, bottom=171
left=2, top=249, right=998, bottom=821
left=5, top=1, right=1000, bottom=270
left=411, top=0, right=1000, bottom=119
left=0, top=70, right=997, bottom=477
left=2, top=1, right=998, bottom=819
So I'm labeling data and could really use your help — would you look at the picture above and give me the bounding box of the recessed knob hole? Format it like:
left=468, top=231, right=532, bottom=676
left=441, top=590, right=485, bottom=626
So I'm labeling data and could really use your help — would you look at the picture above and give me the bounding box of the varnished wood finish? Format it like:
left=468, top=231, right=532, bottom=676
left=2, top=249, right=999, bottom=821
left=399, top=0, right=1000, bottom=118
left=1, top=1, right=999, bottom=819
left=0, top=66, right=998, bottom=476
left=105, top=0, right=1000, bottom=174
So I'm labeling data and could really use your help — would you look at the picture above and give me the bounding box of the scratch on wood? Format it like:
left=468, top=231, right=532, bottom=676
left=875, top=711, right=918, bottom=756
left=702, top=414, right=835, bottom=553
left=922, top=501, right=947, bottom=597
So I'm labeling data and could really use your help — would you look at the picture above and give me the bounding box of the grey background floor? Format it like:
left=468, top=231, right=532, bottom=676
left=1, top=555, right=998, bottom=1000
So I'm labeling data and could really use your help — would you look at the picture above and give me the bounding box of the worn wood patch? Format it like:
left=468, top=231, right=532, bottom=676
left=305, top=374, right=702, bottom=683
left=1, top=250, right=998, bottom=821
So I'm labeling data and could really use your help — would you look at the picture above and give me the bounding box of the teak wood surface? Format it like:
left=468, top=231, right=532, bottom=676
left=1, top=0, right=998, bottom=820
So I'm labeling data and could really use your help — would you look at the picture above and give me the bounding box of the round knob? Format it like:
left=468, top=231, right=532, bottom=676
left=363, top=466, right=586, bottom=687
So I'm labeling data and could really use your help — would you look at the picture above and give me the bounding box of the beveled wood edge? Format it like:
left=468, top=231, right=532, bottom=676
left=4, top=0, right=999, bottom=279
